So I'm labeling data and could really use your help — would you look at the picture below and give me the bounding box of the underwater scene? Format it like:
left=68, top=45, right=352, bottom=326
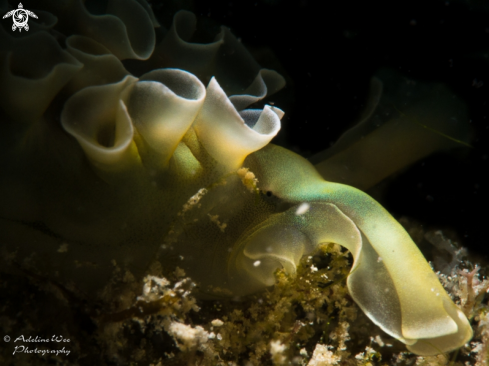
left=1, top=0, right=489, bottom=365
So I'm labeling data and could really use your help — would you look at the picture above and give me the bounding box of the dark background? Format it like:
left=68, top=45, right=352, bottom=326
left=159, top=0, right=489, bottom=258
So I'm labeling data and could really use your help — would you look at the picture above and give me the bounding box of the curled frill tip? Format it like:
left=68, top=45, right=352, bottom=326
left=194, top=76, right=282, bottom=170
left=345, top=209, right=473, bottom=355
left=405, top=298, right=472, bottom=355
left=335, top=193, right=473, bottom=355
left=327, top=191, right=473, bottom=355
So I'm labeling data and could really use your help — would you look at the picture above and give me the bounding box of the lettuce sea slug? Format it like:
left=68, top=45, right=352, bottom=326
left=0, top=0, right=474, bottom=359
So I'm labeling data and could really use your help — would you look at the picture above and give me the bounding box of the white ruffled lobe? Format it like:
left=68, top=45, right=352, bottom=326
left=65, top=35, right=130, bottom=93
left=153, top=10, right=224, bottom=78
left=193, top=77, right=282, bottom=170
left=61, top=76, right=138, bottom=173
left=0, top=28, right=82, bottom=122
left=125, top=69, right=206, bottom=167
left=60, top=67, right=283, bottom=177
left=41, top=0, right=157, bottom=60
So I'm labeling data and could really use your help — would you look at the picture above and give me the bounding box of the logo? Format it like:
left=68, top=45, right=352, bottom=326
left=2, top=3, right=37, bottom=32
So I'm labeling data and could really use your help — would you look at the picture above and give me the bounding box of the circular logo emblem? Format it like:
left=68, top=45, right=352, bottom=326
left=2, top=3, right=38, bottom=32
left=11, top=8, right=29, bottom=30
